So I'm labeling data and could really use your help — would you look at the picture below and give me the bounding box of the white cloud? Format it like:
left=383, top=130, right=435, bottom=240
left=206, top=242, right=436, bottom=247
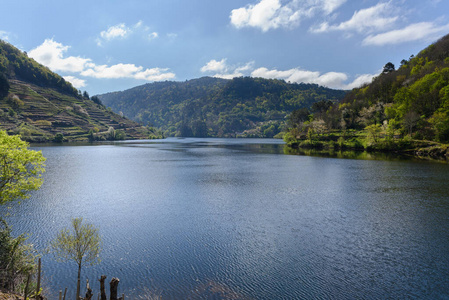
left=311, top=2, right=397, bottom=33
left=29, top=39, right=92, bottom=73
left=200, top=58, right=374, bottom=89
left=251, top=66, right=376, bottom=89
left=63, top=76, right=86, bottom=89
left=100, top=23, right=130, bottom=41
left=230, top=0, right=346, bottom=32
left=97, top=21, right=161, bottom=46
left=362, top=22, right=449, bottom=46
left=0, top=30, right=10, bottom=41
left=134, top=68, right=175, bottom=81
left=345, top=73, right=377, bottom=89
left=200, top=59, right=255, bottom=79
left=148, top=32, right=159, bottom=40
left=29, top=39, right=175, bottom=83
left=81, top=63, right=175, bottom=81
left=201, top=59, right=228, bottom=73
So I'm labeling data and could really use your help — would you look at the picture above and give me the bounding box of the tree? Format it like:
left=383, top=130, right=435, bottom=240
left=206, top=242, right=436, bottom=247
left=0, top=73, right=9, bottom=99
left=288, top=108, right=309, bottom=128
left=403, top=111, right=421, bottom=136
left=0, top=130, right=44, bottom=294
left=51, top=218, right=102, bottom=300
left=0, top=131, right=45, bottom=206
left=382, top=62, right=395, bottom=74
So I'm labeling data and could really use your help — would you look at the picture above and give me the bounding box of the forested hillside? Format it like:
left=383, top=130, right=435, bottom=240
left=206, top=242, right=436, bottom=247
left=284, top=33, right=449, bottom=158
left=0, top=40, right=155, bottom=142
left=98, top=77, right=347, bottom=137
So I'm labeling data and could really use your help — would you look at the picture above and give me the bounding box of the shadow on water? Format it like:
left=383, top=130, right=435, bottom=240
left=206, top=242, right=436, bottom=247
left=283, top=146, right=446, bottom=163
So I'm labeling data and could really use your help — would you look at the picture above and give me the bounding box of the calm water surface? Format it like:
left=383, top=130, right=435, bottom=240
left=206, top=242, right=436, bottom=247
left=4, top=138, right=449, bottom=299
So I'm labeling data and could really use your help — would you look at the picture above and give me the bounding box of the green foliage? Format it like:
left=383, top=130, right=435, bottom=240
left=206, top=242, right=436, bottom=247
left=0, top=131, right=45, bottom=205
left=51, top=218, right=101, bottom=267
left=98, top=77, right=347, bottom=137
left=0, top=72, right=9, bottom=98
left=53, top=133, right=64, bottom=143
left=429, top=111, right=449, bottom=142
left=51, top=217, right=101, bottom=300
left=0, top=220, right=37, bottom=293
left=0, top=40, right=79, bottom=97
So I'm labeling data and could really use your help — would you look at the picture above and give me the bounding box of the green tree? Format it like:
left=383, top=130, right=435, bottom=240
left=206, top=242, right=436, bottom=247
left=0, top=219, right=37, bottom=292
left=51, top=217, right=102, bottom=300
left=0, top=130, right=44, bottom=294
left=0, top=72, right=9, bottom=99
left=382, top=62, right=395, bottom=74
left=0, top=130, right=46, bottom=206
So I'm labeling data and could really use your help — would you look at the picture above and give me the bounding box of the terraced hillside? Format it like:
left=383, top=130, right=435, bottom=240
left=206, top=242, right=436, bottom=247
left=0, top=80, right=152, bottom=142
left=0, top=40, right=153, bottom=142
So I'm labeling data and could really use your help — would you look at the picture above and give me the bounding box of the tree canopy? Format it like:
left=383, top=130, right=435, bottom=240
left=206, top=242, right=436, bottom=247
left=51, top=217, right=102, bottom=300
left=0, top=131, right=45, bottom=206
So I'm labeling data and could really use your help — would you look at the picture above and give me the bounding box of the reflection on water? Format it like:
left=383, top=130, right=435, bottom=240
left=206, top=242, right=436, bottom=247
left=3, top=138, right=449, bottom=299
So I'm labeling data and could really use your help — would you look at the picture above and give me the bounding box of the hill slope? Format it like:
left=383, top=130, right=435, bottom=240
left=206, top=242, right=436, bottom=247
left=338, top=33, right=449, bottom=142
left=0, top=40, right=152, bottom=142
left=98, top=76, right=347, bottom=137
left=283, top=33, right=449, bottom=159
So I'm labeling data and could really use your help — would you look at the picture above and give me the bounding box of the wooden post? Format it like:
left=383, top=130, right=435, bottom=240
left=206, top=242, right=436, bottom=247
left=36, top=258, right=41, bottom=298
left=23, top=274, right=30, bottom=300
left=109, top=278, right=120, bottom=300
left=62, top=287, right=67, bottom=300
left=85, top=279, right=93, bottom=300
left=59, top=290, right=62, bottom=300
left=99, top=275, right=107, bottom=300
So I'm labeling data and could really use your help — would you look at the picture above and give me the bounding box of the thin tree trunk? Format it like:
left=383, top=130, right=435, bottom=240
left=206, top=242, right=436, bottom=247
left=36, top=258, right=41, bottom=297
left=76, top=263, right=82, bottom=300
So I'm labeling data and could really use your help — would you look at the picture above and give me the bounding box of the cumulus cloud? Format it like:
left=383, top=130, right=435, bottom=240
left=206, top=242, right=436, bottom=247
left=230, top=0, right=346, bottom=32
left=201, top=59, right=228, bottom=73
left=200, top=58, right=375, bottom=89
left=96, top=21, right=159, bottom=46
left=200, top=59, right=255, bottom=79
left=29, top=39, right=175, bottom=82
left=251, top=66, right=376, bottom=89
left=100, top=24, right=130, bottom=40
left=345, top=73, right=377, bottom=89
left=29, top=39, right=92, bottom=73
left=63, top=76, right=86, bottom=89
left=81, top=64, right=175, bottom=81
left=311, top=2, right=397, bottom=33
left=362, top=22, right=449, bottom=46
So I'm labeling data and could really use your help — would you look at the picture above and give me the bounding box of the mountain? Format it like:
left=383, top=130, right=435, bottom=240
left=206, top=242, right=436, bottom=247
left=0, top=40, right=154, bottom=142
left=97, top=76, right=347, bottom=138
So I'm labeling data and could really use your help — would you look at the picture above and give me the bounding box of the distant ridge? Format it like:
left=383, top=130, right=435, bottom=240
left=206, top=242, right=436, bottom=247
left=98, top=76, right=347, bottom=137
left=0, top=40, right=153, bottom=142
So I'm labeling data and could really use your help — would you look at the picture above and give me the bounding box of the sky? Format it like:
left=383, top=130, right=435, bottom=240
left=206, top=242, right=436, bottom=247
left=1, top=0, right=449, bottom=95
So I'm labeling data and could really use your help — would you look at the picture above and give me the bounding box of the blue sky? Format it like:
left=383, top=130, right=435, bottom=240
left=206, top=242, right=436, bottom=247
left=1, top=0, right=449, bottom=95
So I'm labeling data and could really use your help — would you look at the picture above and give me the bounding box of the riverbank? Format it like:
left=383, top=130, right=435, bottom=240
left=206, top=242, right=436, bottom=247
left=284, top=133, right=449, bottom=162
left=0, top=290, right=21, bottom=300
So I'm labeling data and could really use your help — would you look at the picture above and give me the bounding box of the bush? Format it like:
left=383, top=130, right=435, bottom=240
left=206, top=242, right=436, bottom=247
left=0, top=220, right=37, bottom=293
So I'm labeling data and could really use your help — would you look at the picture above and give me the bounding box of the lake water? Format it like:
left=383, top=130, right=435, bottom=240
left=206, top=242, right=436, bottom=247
left=3, top=138, right=449, bottom=299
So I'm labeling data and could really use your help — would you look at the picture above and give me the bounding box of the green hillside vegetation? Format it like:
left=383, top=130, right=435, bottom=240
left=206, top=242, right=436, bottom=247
left=98, top=76, right=347, bottom=138
left=284, top=33, right=449, bottom=159
left=0, top=40, right=156, bottom=142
